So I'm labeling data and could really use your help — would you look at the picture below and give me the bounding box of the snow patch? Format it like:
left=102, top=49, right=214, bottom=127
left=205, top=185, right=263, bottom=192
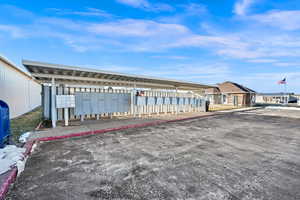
left=19, top=132, right=32, bottom=143
left=217, top=107, right=257, bottom=113
left=0, top=145, right=25, bottom=175
left=266, top=106, right=300, bottom=111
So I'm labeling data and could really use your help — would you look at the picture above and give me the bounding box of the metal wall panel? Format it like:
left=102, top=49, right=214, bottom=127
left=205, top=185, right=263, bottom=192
left=183, top=98, right=190, bottom=105
left=75, top=92, right=131, bottom=115
left=0, top=59, right=41, bottom=118
left=164, top=97, right=171, bottom=105
left=190, top=98, right=195, bottom=105
left=136, top=96, right=146, bottom=105
left=42, top=86, right=51, bottom=119
left=119, top=93, right=130, bottom=112
left=178, top=97, right=184, bottom=105
left=147, top=97, right=156, bottom=105
left=156, top=97, right=163, bottom=105
left=97, top=93, right=105, bottom=113
left=171, top=97, right=177, bottom=105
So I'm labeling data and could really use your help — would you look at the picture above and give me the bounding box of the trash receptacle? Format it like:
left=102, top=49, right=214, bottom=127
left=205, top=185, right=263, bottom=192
left=205, top=100, right=210, bottom=112
left=0, top=100, right=10, bottom=148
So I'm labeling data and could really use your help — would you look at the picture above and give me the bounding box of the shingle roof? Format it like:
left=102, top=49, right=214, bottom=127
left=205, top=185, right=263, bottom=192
left=205, top=81, right=256, bottom=94
left=224, top=82, right=256, bottom=93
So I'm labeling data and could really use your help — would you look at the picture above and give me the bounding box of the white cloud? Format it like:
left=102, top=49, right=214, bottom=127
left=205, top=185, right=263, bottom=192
left=182, top=3, right=207, bottom=15
left=251, top=10, right=300, bottom=30
left=116, top=0, right=173, bottom=12
left=247, top=59, right=277, bottom=63
left=86, top=19, right=189, bottom=37
left=49, top=7, right=113, bottom=18
left=234, top=0, right=256, bottom=16
left=117, top=0, right=149, bottom=8
left=136, top=63, right=231, bottom=83
left=274, top=62, right=300, bottom=67
left=151, top=55, right=189, bottom=60
left=4, top=5, right=300, bottom=63
left=0, top=25, right=24, bottom=38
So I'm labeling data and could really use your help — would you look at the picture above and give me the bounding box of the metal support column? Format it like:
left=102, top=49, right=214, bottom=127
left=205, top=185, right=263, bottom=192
left=64, top=108, right=69, bottom=126
left=51, top=78, right=57, bottom=128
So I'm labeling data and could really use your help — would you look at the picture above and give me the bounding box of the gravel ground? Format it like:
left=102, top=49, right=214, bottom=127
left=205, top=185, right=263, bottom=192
left=6, top=109, right=300, bottom=200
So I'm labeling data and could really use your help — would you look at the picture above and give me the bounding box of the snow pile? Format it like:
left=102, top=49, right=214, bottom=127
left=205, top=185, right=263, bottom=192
left=217, top=107, right=257, bottom=113
left=19, top=132, right=32, bottom=143
left=266, top=106, right=300, bottom=111
left=0, top=145, right=25, bottom=175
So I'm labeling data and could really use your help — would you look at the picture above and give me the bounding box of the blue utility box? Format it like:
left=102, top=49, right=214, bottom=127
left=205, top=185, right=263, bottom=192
left=0, top=100, right=10, bottom=148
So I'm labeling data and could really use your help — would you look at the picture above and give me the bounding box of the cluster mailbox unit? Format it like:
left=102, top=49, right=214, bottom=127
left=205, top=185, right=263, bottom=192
left=23, top=60, right=213, bottom=128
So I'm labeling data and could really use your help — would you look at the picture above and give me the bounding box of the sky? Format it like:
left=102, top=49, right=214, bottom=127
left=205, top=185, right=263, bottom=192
left=0, top=0, right=300, bottom=93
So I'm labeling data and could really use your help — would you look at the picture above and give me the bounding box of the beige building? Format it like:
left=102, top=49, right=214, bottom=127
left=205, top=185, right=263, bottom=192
left=0, top=55, right=41, bottom=118
left=205, top=81, right=256, bottom=106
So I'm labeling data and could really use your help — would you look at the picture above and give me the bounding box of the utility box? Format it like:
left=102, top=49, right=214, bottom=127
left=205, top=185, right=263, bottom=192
left=0, top=100, right=10, bottom=148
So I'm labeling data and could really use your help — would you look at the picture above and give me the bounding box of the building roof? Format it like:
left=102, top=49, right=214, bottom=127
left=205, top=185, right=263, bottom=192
left=217, top=81, right=256, bottom=94
left=0, top=55, right=33, bottom=79
left=204, top=87, right=221, bottom=94
left=205, top=81, right=256, bottom=94
left=22, top=59, right=214, bottom=90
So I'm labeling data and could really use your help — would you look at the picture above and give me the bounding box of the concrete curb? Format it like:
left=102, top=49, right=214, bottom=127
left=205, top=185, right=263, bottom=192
left=0, top=168, right=17, bottom=200
left=22, top=141, right=35, bottom=158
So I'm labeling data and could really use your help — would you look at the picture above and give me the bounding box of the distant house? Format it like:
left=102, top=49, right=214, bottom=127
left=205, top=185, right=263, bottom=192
left=256, top=93, right=297, bottom=104
left=0, top=55, right=41, bottom=118
left=205, top=81, right=256, bottom=106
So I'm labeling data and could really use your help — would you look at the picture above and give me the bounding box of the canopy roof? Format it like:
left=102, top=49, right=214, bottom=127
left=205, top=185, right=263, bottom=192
left=23, top=60, right=213, bottom=90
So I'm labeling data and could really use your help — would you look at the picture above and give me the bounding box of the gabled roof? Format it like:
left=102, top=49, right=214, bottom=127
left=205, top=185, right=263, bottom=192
left=23, top=59, right=214, bottom=90
left=205, top=81, right=256, bottom=94
left=204, top=87, right=221, bottom=94
left=222, top=82, right=256, bottom=94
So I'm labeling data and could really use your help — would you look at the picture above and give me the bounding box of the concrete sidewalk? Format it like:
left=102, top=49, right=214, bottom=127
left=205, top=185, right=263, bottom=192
left=29, top=112, right=215, bottom=140
left=29, top=107, right=260, bottom=141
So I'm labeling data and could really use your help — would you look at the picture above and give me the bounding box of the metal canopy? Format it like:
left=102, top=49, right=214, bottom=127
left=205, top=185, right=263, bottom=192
left=23, top=59, right=213, bottom=90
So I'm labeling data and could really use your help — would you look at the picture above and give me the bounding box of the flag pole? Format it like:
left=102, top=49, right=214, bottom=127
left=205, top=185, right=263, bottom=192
left=284, top=80, right=287, bottom=104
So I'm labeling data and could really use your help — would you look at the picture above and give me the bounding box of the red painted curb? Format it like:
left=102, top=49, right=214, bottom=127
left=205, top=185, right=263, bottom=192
left=35, top=113, right=217, bottom=142
left=0, top=167, right=17, bottom=200
left=22, top=141, right=35, bottom=159
left=0, top=139, right=36, bottom=200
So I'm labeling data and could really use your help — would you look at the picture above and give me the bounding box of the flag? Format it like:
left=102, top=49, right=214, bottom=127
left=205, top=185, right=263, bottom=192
left=277, top=78, right=286, bottom=84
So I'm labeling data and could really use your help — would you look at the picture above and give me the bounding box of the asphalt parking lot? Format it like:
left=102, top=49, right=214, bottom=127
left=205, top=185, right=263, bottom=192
left=6, top=109, right=300, bottom=200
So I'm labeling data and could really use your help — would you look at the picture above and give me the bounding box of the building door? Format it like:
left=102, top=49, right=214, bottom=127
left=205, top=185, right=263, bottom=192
left=222, top=95, right=227, bottom=104
left=233, top=96, right=238, bottom=106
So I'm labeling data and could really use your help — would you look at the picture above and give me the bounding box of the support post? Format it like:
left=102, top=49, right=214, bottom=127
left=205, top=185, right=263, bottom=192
left=51, top=78, right=57, bottom=128
left=131, top=89, right=135, bottom=117
left=64, top=108, right=69, bottom=126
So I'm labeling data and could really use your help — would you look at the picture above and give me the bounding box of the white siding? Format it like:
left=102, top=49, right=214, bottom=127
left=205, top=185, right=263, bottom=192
left=0, top=59, right=41, bottom=118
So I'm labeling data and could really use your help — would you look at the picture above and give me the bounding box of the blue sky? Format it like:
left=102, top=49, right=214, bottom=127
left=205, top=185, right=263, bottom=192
left=1, top=0, right=300, bottom=93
